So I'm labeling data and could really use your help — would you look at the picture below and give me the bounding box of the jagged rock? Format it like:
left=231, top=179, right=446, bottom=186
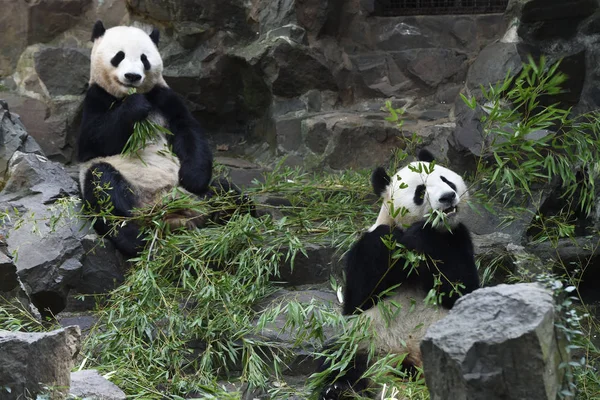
left=1, top=151, right=79, bottom=203
left=72, top=234, right=127, bottom=310
left=165, top=51, right=271, bottom=132
left=0, top=249, right=35, bottom=316
left=127, top=0, right=254, bottom=38
left=263, top=41, right=338, bottom=98
left=0, top=0, right=89, bottom=76
left=253, top=288, right=340, bottom=374
left=465, top=42, right=522, bottom=91
left=518, top=0, right=598, bottom=41
left=0, top=108, right=42, bottom=174
left=405, top=48, right=468, bottom=89
left=0, top=151, right=88, bottom=316
left=279, top=244, right=339, bottom=285
left=421, top=283, right=569, bottom=400
left=297, top=112, right=404, bottom=171
left=0, top=325, right=81, bottom=400
left=70, top=369, right=126, bottom=400
left=34, top=46, right=90, bottom=96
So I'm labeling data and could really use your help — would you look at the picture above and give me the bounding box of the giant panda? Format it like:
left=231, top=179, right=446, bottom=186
left=318, top=149, right=480, bottom=400
left=78, top=21, right=245, bottom=258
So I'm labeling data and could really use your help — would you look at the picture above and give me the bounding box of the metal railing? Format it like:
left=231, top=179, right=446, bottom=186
left=377, top=0, right=509, bottom=16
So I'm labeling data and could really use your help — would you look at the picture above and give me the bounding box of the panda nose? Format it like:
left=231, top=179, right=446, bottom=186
left=125, top=73, right=142, bottom=83
left=439, top=192, right=456, bottom=204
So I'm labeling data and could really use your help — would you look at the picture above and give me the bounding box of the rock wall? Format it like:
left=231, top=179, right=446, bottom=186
left=0, top=0, right=506, bottom=168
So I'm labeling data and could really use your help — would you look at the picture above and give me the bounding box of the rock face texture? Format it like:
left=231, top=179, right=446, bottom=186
left=0, top=103, right=127, bottom=317
left=70, top=369, right=127, bottom=400
left=0, top=326, right=81, bottom=400
left=0, top=0, right=507, bottom=165
left=421, top=283, right=569, bottom=400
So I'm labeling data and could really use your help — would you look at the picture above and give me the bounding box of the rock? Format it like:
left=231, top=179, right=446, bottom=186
left=0, top=0, right=89, bottom=76
left=70, top=369, right=126, bottom=400
left=0, top=108, right=40, bottom=174
left=0, top=151, right=88, bottom=316
left=34, top=47, right=90, bottom=96
left=165, top=52, right=271, bottom=133
left=263, top=41, right=338, bottom=98
left=72, top=234, right=127, bottom=310
left=421, top=283, right=569, bottom=400
left=465, top=42, right=523, bottom=91
left=279, top=243, right=339, bottom=285
left=518, top=0, right=598, bottom=41
left=0, top=250, right=35, bottom=315
left=405, top=48, right=467, bottom=88
left=1, top=151, right=79, bottom=204
left=349, top=52, right=416, bottom=97
left=127, top=0, right=254, bottom=38
left=253, top=288, right=340, bottom=374
left=0, top=325, right=81, bottom=400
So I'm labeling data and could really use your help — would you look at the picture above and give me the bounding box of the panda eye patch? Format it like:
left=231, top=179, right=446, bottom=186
left=414, top=184, right=426, bottom=206
left=141, top=54, right=151, bottom=70
left=441, top=176, right=457, bottom=191
left=111, top=51, right=125, bottom=67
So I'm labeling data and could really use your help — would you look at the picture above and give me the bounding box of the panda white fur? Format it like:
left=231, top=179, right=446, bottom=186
left=78, top=21, right=243, bottom=257
left=318, top=149, right=480, bottom=400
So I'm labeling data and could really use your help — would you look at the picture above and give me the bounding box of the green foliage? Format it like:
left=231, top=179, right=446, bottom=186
left=462, top=56, right=600, bottom=399
left=469, top=56, right=600, bottom=218
left=121, top=88, right=173, bottom=158
left=79, top=164, right=378, bottom=398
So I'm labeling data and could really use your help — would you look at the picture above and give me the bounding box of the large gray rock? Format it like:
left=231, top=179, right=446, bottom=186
left=421, top=283, right=569, bottom=400
left=34, top=46, right=90, bottom=97
left=0, top=151, right=87, bottom=316
left=465, top=42, right=522, bottom=91
left=70, top=369, right=126, bottom=400
left=0, top=107, right=42, bottom=174
left=0, top=325, right=81, bottom=400
left=0, top=248, right=35, bottom=315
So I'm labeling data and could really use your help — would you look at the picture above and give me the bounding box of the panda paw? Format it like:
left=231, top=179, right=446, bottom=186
left=123, top=93, right=152, bottom=122
left=319, top=382, right=350, bottom=400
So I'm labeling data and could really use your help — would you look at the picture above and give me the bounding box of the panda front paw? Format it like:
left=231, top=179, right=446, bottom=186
left=123, top=93, right=152, bottom=122
left=319, top=382, right=351, bottom=400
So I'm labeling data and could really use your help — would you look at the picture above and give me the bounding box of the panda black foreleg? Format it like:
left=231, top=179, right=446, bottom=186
left=145, top=86, right=213, bottom=195
left=317, top=349, right=370, bottom=400
left=82, top=162, right=145, bottom=258
left=343, top=224, right=409, bottom=315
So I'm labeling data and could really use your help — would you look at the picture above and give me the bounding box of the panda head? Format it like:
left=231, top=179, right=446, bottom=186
left=370, top=149, right=469, bottom=231
left=89, top=21, right=166, bottom=98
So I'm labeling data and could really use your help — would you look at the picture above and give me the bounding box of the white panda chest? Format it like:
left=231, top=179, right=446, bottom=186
left=147, top=110, right=168, bottom=129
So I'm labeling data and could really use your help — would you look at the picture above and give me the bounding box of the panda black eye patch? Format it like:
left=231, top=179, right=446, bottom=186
left=111, top=51, right=125, bottom=67
left=141, top=54, right=150, bottom=70
left=413, top=184, right=426, bottom=206
left=441, top=176, right=457, bottom=191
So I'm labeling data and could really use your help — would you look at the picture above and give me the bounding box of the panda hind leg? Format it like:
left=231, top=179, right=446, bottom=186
left=202, top=176, right=256, bottom=224
left=82, top=162, right=145, bottom=258
left=317, top=350, right=370, bottom=400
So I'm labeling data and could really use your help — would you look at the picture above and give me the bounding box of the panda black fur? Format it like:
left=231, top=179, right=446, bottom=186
left=78, top=21, right=237, bottom=258
left=319, top=150, right=480, bottom=400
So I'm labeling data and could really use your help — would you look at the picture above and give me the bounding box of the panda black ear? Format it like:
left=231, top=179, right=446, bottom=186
left=371, top=167, right=391, bottom=197
left=417, top=149, right=435, bottom=162
left=91, top=20, right=106, bottom=41
left=149, top=28, right=160, bottom=45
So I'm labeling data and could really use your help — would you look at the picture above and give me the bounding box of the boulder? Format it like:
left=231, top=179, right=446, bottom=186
left=70, top=369, right=126, bottom=400
left=34, top=46, right=90, bottom=97
left=0, top=151, right=87, bottom=316
left=421, top=283, right=569, bottom=400
left=0, top=107, right=42, bottom=174
left=0, top=248, right=35, bottom=315
left=0, top=325, right=81, bottom=400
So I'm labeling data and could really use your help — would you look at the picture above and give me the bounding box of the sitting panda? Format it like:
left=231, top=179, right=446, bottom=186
left=318, top=149, right=480, bottom=399
left=78, top=21, right=246, bottom=258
